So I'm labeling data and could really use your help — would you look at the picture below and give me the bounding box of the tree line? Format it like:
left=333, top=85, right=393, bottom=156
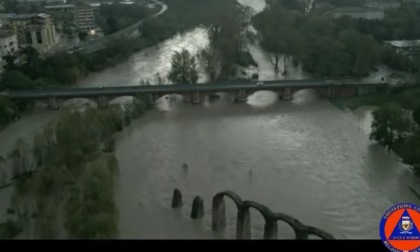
left=369, top=88, right=420, bottom=175
left=252, top=1, right=419, bottom=78
left=0, top=36, right=141, bottom=130
left=0, top=0, right=255, bottom=129
left=142, top=0, right=257, bottom=83
left=95, top=3, right=147, bottom=36
left=0, top=97, right=152, bottom=238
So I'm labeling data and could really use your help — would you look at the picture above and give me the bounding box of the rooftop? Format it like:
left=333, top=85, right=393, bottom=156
left=45, top=4, right=74, bottom=9
left=384, top=40, right=420, bottom=48
left=333, top=7, right=383, bottom=13
left=0, top=30, right=14, bottom=39
left=9, top=13, right=50, bottom=19
left=0, top=13, right=16, bottom=19
left=76, top=2, right=95, bottom=8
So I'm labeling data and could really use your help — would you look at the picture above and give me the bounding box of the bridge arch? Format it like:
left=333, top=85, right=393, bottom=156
left=61, top=97, right=99, bottom=108
left=108, top=95, right=138, bottom=106
left=241, top=200, right=278, bottom=239
left=39, top=97, right=99, bottom=110
left=153, top=93, right=186, bottom=103
left=304, top=225, right=335, bottom=240
left=212, top=191, right=244, bottom=235
left=274, top=212, right=334, bottom=240
left=287, top=87, right=330, bottom=101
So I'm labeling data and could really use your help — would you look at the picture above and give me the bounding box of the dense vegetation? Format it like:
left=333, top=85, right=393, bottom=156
left=318, top=0, right=366, bottom=7
left=95, top=4, right=147, bottom=35
left=252, top=1, right=418, bottom=77
left=0, top=97, right=151, bottom=238
left=0, top=0, right=44, bottom=13
left=366, top=88, right=420, bottom=174
left=142, top=0, right=256, bottom=80
left=0, top=36, right=143, bottom=128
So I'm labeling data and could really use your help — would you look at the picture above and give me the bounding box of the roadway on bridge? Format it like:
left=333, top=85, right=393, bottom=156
left=4, top=79, right=385, bottom=100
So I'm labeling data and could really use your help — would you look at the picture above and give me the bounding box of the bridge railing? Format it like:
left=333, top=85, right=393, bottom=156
left=171, top=188, right=335, bottom=240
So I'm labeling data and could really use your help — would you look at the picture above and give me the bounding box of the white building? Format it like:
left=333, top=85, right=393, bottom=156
left=0, top=30, right=18, bottom=67
left=327, top=7, right=384, bottom=20
left=384, top=40, right=420, bottom=55
left=364, top=0, right=401, bottom=10
left=75, top=2, right=96, bottom=32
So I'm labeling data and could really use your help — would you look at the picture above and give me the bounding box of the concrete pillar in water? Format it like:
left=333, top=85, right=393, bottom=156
left=294, top=227, right=309, bottom=239
left=236, top=208, right=251, bottom=239
left=212, top=196, right=226, bottom=231
left=263, top=220, right=278, bottom=240
left=171, top=188, right=183, bottom=208
left=47, top=97, right=59, bottom=110
left=97, top=96, right=109, bottom=109
left=190, top=196, right=204, bottom=219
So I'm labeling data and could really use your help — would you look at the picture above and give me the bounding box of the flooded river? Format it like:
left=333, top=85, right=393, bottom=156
left=0, top=0, right=418, bottom=240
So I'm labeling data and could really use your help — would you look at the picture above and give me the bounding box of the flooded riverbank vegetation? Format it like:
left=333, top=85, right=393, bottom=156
left=361, top=87, right=420, bottom=176
left=95, top=4, right=147, bottom=36
left=143, top=0, right=257, bottom=81
left=252, top=0, right=419, bottom=77
left=0, top=97, right=151, bottom=238
left=0, top=0, right=256, bottom=129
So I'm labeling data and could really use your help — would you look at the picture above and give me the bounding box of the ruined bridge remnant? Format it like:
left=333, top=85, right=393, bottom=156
left=171, top=188, right=335, bottom=240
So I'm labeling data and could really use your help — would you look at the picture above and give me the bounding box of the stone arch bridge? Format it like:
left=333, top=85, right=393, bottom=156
left=3, top=79, right=388, bottom=110
left=171, top=188, right=335, bottom=240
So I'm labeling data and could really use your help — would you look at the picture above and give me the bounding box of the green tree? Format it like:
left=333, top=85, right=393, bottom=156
left=0, top=155, right=6, bottom=186
left=370, top=103, right=413, bottom=151
left=2, top=55, right=17, bottom=71
left=0, top=97, right=19, bottom=127
left=0, top=71, right=34, bottom=91
left=105, top=15, right=119, bottom=34
left=167, top=49, right=198, bottom=84
left=198, top=46, right=221, bottom=82
left=396, top=91, right=420, bottom=111
left=10, top=138, right=35, bottom=179
left=397, top=129, right=420, bottom=175
left=413, top=105, right=420, bottom=126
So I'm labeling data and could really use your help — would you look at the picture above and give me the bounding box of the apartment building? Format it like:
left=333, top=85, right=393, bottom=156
left=75, top=2, right=96, bottom=32
left=0, top=30, right=18, bottom=62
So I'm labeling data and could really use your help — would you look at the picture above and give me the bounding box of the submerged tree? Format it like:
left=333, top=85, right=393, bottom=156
left=10, top=138, right=35, bottom=179
left=167, top=49, right=198, bottom=84
left=198, top=46, right=221, bottom=82
left=370, top=103, right=413, bottom=151
left=0, top=155, right=7, bottom=186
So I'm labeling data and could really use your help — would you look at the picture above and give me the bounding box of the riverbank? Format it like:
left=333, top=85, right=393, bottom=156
left=331, top=84, right=420, bottom=111
left=331, top=94, right=395, bottom=111
left=0, top=97, right=151, bottom=239
left=331, top=85, right=420, bottom=184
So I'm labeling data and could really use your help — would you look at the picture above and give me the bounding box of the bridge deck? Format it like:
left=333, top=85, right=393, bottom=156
left=3, top=80, right=386, bottom=100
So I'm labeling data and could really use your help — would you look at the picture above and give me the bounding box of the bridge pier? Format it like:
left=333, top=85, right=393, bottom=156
left=191, top=196, right=204, bottom=219
left=47, top=97, right=60, bottom=110
left=171, top=188, right=183, bottom=208
left=276, top=89, right=283, bottom=100
left=97, top=96, right=109, bottom=109
left=235, top=90, right=248, bottom=102
left=192, top=91, right=201, bottom=104
left=283, top=88, right=292, bottom=100
left=264, top=220, right=278, bottom=240
left=237, top=208, right=251, bottom=239
left=212, top=196, right=226, bottom=231
left=327, top=86, right=335, bottom=98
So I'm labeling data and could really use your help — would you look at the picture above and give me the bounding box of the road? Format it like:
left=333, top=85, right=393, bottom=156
left=4, top=79, right=385, bottom=100
left=55, top=0, right=167, bottom=55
